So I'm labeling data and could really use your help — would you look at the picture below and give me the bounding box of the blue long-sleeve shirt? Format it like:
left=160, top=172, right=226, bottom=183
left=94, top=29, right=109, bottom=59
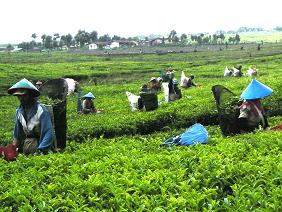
left=13, top=102, right=53, bottom=151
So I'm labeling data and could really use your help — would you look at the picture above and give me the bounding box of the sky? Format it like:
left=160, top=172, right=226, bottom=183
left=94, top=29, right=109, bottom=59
left=1, top=0, right=281, bottom=44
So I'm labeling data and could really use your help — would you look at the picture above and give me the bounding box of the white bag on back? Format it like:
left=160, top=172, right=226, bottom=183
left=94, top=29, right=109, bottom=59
left=126, top=91, right=139, bottom=111
left=180, top=71, right=188, bottom=87
left=232, top=67, right=240, bottom=77
left=224, top=66, right=231, bottom=76
left=64, top=78, right=77, bottom=95
left=246, top=68, right=257, bottom=76
left=162, top=82, right=169, bottom=102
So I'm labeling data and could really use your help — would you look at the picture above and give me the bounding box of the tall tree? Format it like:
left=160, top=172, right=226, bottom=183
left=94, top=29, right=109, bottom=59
left=98, top=34, right=111, bottom=42
left=52, top=33, right=60, bottom=48
left=172, top=36, right=179, bottom=43
left=31, top=33, right=37, bottom=40
left=112, top=35, right=121, bottom=41
left=65, top=34, right=73, bottom=47
left=41, top=34, right=46, bottom=46
left=60, top=34, right=73, bottom=47
left=53, top=33, right=60, bottom=40
left=75, top=30, right=90, bottom=46
left=89, top=30, right=98, bottom=43
left=212, top=34, right=218, bottom=44
left=44, top=35, right=53, bottom=49
left=6, top=43, right=13, bottom=50
left=219, top=33, right=225, bottom=44
left=180, top=34, right=187, bottom=44
left=235, top=34, right=240, bottom=44
left=168, top=30, right=177, bottom=42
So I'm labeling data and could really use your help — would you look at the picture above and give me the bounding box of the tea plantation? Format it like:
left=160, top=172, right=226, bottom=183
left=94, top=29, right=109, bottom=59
left=0, top=44, right=281, bottom=211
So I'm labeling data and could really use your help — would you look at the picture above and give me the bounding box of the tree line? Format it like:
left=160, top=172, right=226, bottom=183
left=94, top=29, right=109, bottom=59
left=15, top=30, right=241, bottom=51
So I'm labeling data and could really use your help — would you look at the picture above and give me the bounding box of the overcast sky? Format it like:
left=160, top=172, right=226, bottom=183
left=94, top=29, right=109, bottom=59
left=1, top=0, right=281, bottom=44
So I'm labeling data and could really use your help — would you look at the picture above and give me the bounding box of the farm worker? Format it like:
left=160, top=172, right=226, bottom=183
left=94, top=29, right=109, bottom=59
left=186, top=75, right=197, bottom=88
left=238, top=79, right=273, bottom=133
left=73, top=82, right=83, bottom=113
left=224, top=67, right=233, bottom=77
left=169, top=79, right=182, bottom=102
left=82, top=92, right=97, bottom=114
left=8, top=78, right=54, bottom=156
left=161, top=67, right=175, bottom=82
left=246, top=66, right=258, bottom=77
left=166, top=69, right=175, bottom=80
left=148, top=77, right=162, bottom=93
left=139, top=88, right=158, bottom=112
left=137, top=84, right=158, bottom=111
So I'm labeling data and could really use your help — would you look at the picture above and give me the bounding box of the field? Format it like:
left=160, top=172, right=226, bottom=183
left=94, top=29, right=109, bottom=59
left=0, top=43, right=281, bottom=211
left=239, top=31, right=282, bottom=43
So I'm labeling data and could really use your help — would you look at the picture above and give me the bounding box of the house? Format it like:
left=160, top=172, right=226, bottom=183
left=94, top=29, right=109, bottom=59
left=110, top=41, right=119, bottom=49
left=116, top=40, right=138, bottom=47
left=149, top=38, right=164, bottom=46
left=11, top=47, right=22, bottom=52
left=149, top=37, right=170, bottom=46
left=89, top=43, right=98, bottom=50
left=91, top=40, right=136, bottom=50
left=95, top=41, right=111, bottom=49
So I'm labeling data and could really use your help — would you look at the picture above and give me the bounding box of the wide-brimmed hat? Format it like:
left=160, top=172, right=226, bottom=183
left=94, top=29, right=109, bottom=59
left=8, top=78, right=40, bottom=97
left=83, top=92, right=95, bottom=99
left=240, top=79, right=273, bottom=100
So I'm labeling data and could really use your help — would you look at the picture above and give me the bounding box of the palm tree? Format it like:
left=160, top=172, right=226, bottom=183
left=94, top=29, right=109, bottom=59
left=31, top=33, right=37, bottom=40
left=168, top=30, right=177, bottom=43
left=41, top=34, right=46, bottom=46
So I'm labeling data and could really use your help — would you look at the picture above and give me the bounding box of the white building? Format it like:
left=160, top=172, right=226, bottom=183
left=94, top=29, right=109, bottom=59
left=89, top=43, right=98, bottom=50
left=110, top=41, right=120, bottom=49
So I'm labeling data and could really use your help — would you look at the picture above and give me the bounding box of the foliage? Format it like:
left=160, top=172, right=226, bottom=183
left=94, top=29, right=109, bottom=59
left=0, top=124, right=281, bottom=211
left=0, top=45, right=281, bottom=211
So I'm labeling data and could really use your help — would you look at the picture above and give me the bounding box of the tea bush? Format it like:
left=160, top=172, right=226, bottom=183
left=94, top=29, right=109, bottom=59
left=0, top=46, right=281, bottom=211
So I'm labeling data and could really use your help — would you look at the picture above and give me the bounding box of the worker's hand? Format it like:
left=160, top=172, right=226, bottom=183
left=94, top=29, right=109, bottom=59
left=4, top=143, right=18, bottom=161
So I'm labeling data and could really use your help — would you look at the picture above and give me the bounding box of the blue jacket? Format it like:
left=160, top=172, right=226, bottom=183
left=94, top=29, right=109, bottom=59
left=13, top=101, right=53, bottom=151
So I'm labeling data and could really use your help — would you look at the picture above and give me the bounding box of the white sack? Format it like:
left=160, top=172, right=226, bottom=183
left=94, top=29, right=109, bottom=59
left=64, top=78, right=77, bottom=95
left=126, top=91, right=139, bottom=111
left=180, top=71, right=188, bottom=87
left=162, top=82, right=169, bottom=102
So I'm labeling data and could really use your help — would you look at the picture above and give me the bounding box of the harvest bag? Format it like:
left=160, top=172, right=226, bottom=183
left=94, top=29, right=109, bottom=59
left=160, top=123, right=208, bottom=148
left=178, top=123, right=208, bottom=145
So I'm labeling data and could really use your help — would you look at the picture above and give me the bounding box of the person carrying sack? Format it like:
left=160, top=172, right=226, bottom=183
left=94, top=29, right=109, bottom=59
left=139, top=84, right=158, bottom=111
left=8, top=78, right=54, bottom=156
left=169, top=79, right=182, bottom=102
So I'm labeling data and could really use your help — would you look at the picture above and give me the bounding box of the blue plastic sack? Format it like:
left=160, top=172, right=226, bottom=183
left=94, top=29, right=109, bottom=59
left=178, top=123, right=208, bottom=145
left=160, top=123, right=208, bottom=148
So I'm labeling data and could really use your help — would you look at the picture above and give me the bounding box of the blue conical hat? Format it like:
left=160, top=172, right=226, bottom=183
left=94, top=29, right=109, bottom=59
left=240, top=79, right=273, bottom=100
left=8, top=78, right=40, bottom=97
left=83, top=92, right=95, bottom=99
